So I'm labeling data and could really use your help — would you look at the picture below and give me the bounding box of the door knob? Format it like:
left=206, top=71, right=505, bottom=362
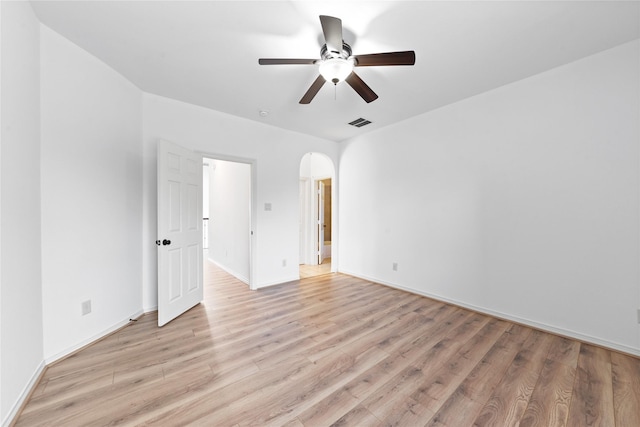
left=162, top=239, right=171, bottom=246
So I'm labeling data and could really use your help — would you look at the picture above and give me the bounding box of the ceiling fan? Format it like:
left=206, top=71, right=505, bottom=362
left=259, top=15, right=416, bottom=104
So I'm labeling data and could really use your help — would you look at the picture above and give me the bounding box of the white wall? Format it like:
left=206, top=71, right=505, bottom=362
left=299, top=152, right=334, bottom=179
left=339, top=40, right=640, bottom=355
left=143, top=94, right=339, bottom=306
left=0, top=2, right=44, bottom=423
left=40, top=26, right=143, bottom=360
left=207, top=159, right=251, bottom=283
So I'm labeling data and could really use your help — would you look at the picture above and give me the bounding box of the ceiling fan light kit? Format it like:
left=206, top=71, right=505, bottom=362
left=259, top=15, right=415, bottom=104
left=319, top=57, right=355, bottom=84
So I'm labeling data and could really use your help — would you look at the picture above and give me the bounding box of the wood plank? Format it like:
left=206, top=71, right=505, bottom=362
left=519, top=336, right=580, bottom=427
left=327, top=404, right=382, bottom=427
left=611, top=351, right=640, bottom=427
left=472, top=329, right=554, bottom=426
left=423, top=324, right=533, bottom=426
left=410, top=318, right=510, bottom=411
left=377, top=397, right=432, bottom=426
left=341, top=307, right=468, bottom=404
left=297, top=387, right=360, bottom=426
left=361, top=365, right=430, bottom=420
left=237, top=346, right=388, bottom=426
left=566, top=344, right=615, bottom=427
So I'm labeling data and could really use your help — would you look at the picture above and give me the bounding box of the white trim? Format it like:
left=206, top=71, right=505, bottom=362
left=1, top=361, right=45, bottom=427
left=340, top=269, right=640, bottom=358
left=44, top=310, right=144, bottom=365
left=209, top=258, right=249, bottom=285
left=256, top=275, right=300, bottom=289
left=299, top=177, right=311, bottom=265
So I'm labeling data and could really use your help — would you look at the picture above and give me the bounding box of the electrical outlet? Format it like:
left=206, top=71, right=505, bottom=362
left=282, top=259, right=287, bottom=267
left=392, top=262, right=398, bottom=271
left=81, top=300, right=92, bottom=316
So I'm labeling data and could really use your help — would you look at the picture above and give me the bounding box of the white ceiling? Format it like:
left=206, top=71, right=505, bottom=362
left=30, top=1, right=640, bottom=142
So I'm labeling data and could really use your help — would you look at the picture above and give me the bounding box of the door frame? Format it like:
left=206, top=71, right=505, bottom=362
left=299, top=177, right=311, bottom=265
left=198, top=150, right=257, bottom=290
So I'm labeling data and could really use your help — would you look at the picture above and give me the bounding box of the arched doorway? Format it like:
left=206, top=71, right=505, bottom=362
left=299, top=152, right=335, bottom=278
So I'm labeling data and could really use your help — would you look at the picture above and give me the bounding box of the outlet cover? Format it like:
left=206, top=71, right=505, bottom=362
left=392, top=262, right=398, bottom=271
left=82, top=300, right=92, bottom=316
left=282, top=259, right=287, bottom=267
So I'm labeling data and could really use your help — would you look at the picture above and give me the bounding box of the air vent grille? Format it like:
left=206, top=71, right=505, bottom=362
left=348, top=118, right=372, bottom=128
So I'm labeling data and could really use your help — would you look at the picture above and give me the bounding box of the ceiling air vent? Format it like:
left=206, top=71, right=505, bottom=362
left=348, top=118, right=372, bottom=128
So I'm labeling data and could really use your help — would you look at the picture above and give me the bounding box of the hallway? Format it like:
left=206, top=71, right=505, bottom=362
left=299, top=258, right=332, bottom=279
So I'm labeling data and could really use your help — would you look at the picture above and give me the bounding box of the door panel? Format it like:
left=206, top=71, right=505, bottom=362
left=187, top=244, right=199, bottom=291
left=158, top=139, right=203, bottom=326
left=169, top=181, right=181, bottom=231
left=169, top=249, right=182, bottom=301
left=187, top=184, right=199, bottom=229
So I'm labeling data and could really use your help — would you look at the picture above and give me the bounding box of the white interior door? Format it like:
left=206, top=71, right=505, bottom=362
left=318, top=180, right=325, bottom=265
left=157, top=139, right=203, bottom=327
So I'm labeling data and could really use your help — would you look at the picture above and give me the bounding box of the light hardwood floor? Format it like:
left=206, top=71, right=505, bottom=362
left=299, top=258, right=332, bottom=279
left=14, top=261, right=640, bottom=426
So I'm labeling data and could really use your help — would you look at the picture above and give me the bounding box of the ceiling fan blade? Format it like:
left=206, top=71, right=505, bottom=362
left=299, top=75, right=326, bottom=104
left=345, top=72, right=378, bottom=103
left=259, top=58, right=317, bottom=65
left=320, top=15, right=343, bottom=55
left=354, top=51, right=416, bottom=67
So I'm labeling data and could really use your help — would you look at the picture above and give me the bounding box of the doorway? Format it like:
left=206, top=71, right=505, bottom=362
left=158, top=142, right=255, bottom=327
left=203, top=157, right=252, bottom=286
left=299, top=152, right=334, bottom=278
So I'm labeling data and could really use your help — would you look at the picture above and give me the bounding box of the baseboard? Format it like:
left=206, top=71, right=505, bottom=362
left=340, top=269, right=640, bottom=358
left=209, top=258, right=249, bottom=285
left=44, top=309, right=144, bottom=365
left=2, top=361, right=46, bottom=427
left=256, top=275, right=300, bottom=289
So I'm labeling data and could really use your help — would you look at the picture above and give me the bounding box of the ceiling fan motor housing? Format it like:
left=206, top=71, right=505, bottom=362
left=320, top=42, right=353, bottom=61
